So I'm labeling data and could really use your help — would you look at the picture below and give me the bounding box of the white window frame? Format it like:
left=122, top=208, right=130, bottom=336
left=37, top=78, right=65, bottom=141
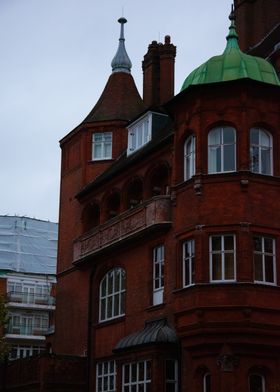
left=7, top=279, right=51, bottom=305
left=8, top=312, right=49, bottom=336
left=122, top=360, right=151, bottom=392
left=92, top=132, right=112, bottom=161
left=9, top=345, right=44, bottom=360
left=165, top=360, right=178, bottom=392
left=208, top=126, right=236, bottom=174
left=184, top=135, right=196, bottom=180
left=183, top=239, right=195, bottom=287
left=153, top=245, right=164, bottom=305
left=209, top=234, right=236, bottom=282
left=250, top=127, right=273, bottom=175
left=249, top=373, right=265, bottom=392
left=99, top=268, right=126, bottom=322
left=253, top=235, right=276, bottom=285
left=127, top=113, right=152, bottom=155
left=203, top=373, right=211, bottom=392
left=96, top=360, right=116, bottom=392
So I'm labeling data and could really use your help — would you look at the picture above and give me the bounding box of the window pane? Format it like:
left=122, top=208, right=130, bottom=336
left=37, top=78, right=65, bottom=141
left=249, top=374, right=264, bottom=392
left=254, top=237, right=262, bottom=252
left=185, top=259, right=190, bottom=286
left=212, top=254, right=222, bottom=280
left=250, top=128, right=259, bottom=145
left=120, top=292, right=125, bottom=314
left=250, top=146, right=259, bottom=172
left=146, top=361, right=151, bottom=380
left=223, top=127, right=235, bottom=144
left=114, top=294, right=120, bottom=316
left=94, top=134, right=103, bottom=142
left=223, top=144, right=235, bottom=171
left=104, top=143, right=112, bottom=158
left=261, top=148, right=271, bottom=174
left=124, top=364, right=130, bottom=383
left=224, top=253, right=234, bottom=280
left=107, top=296, right=112, bottom=318
left=224, top=236, right=234, bottom=250
left=264, top=238, right=273, bottom=253
left=114, top=270, right=120, bottom=292
left=108, top=272, right=113, bottom=295
left=109, top=375, right=114, bottom=390
left=166, top=360, right=175, bottom=379
left=212, top=237, right=221, bottom=251
left=139, top=361, right=144, bottom=381
left=166, top=384, right=176, bottom=392
left=265, top=255, right=274, bottom=283
left=254, top=254, right=263, bottom=281
left=209, top=129, right=221, bottom=145
left=94, top=144, right=102, bottom=159
left=131, top=363, right=137, bottom=382
left=121, top=270, right=126, bottom=290
left=204, top=374, right=211, bottom=392
left=260, top=130, right=270, bottom=146
left=209, top=146, right=221, bottom=172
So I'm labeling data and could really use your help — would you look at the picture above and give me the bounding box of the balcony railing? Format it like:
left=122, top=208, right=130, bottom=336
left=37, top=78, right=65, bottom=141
left=74, top=196, right=172, bottom=263
left=6, top=324, right=49, bottom=337
left=7, top=292, right=55, bottom=306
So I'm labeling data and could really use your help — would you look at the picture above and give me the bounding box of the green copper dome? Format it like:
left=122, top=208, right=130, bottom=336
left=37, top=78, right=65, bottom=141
left=181, top=18, right=280, bottom=91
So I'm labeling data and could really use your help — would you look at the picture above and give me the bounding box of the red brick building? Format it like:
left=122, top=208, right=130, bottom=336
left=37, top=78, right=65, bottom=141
left=3, top=1, right=280, bottom=391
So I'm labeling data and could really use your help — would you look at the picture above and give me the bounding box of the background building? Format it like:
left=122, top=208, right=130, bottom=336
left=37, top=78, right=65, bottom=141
left=0, top=216, right=57, bottom=360
left=3, top=1, right=280, bottom=391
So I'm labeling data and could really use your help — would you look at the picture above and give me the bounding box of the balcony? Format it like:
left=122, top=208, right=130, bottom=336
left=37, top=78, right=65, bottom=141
left=74, top=196, right=172, bottom=263
left=5, top=324, right=48, bottom=340
left=6, top=292, right=55, bottom=309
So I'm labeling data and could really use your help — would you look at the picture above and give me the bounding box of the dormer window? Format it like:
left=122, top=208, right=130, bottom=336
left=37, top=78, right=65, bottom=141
left=92, top=132, right=112, bottom=160
left=127, top=113, right=151, bottom=154
left=127, top=111, right=169, bottom=155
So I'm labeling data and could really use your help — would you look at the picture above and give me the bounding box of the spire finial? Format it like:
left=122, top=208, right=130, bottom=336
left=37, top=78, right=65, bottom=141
left=111, top=17, right=132, bottom=74
left=224, top=3, right=239, bottom=52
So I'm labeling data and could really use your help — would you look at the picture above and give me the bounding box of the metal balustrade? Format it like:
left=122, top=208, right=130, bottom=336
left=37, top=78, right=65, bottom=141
left=6, top=291, right=55, bottom=306
left=6, top=323, right=49, bottom=336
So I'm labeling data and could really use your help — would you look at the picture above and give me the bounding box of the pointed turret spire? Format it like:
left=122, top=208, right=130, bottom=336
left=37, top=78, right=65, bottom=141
left=111, top=17, right=132, bottom=73
left=224, top=4, right=239, bottom=52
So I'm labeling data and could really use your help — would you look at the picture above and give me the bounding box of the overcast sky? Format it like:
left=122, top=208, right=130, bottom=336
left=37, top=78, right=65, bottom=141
left=0, top=0, right=232, bottom=223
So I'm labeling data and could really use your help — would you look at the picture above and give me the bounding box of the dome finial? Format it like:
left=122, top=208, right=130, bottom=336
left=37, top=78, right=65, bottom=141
left=224, top=3, right=239, bottom=52
left=111, top=17, right=132, bottom=73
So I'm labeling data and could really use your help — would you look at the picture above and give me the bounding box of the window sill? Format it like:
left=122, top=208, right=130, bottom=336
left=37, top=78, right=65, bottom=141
left=94, top=315, right=125, bottom=328
left=88, top=159, right=114, bottom=164
left=146, top=303, right=166, bottom=312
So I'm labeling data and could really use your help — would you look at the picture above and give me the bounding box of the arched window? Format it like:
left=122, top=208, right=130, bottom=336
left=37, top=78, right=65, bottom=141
left=99, top=268, right=125, bottom=322
left=208, top=126, right=236, bottom=173
left=184, top=135, right=196, bottom=180
left=249, top=373, right=265, bottom=392
left=250, top=128, right=272, bottom=175
left=203, top=373, right=211, bottom=392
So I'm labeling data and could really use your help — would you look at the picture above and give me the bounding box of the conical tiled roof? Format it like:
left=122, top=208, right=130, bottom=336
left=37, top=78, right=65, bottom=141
left=83, top=17, right=145, bottom=123
left=83, top=72, right=145, bottom=122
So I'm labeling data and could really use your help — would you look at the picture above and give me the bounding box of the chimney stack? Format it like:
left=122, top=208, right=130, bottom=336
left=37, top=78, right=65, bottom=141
left=142, top=36, right=176, bottom=107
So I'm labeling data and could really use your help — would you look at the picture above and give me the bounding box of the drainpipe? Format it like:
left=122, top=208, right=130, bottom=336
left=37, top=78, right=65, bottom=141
left=86, top=266, right=97, bottom=392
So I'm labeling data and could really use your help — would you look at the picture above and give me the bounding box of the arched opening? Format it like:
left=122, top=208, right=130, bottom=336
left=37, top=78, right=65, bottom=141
left=126, top=178, right=143, bottom=209
left=82, top=203, right=100, bottom=232
left=249, top=373, right=265, bottom=392
left=105, top=192, right=121, bottom=220
left=148, top=164, right=170, bottom=197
